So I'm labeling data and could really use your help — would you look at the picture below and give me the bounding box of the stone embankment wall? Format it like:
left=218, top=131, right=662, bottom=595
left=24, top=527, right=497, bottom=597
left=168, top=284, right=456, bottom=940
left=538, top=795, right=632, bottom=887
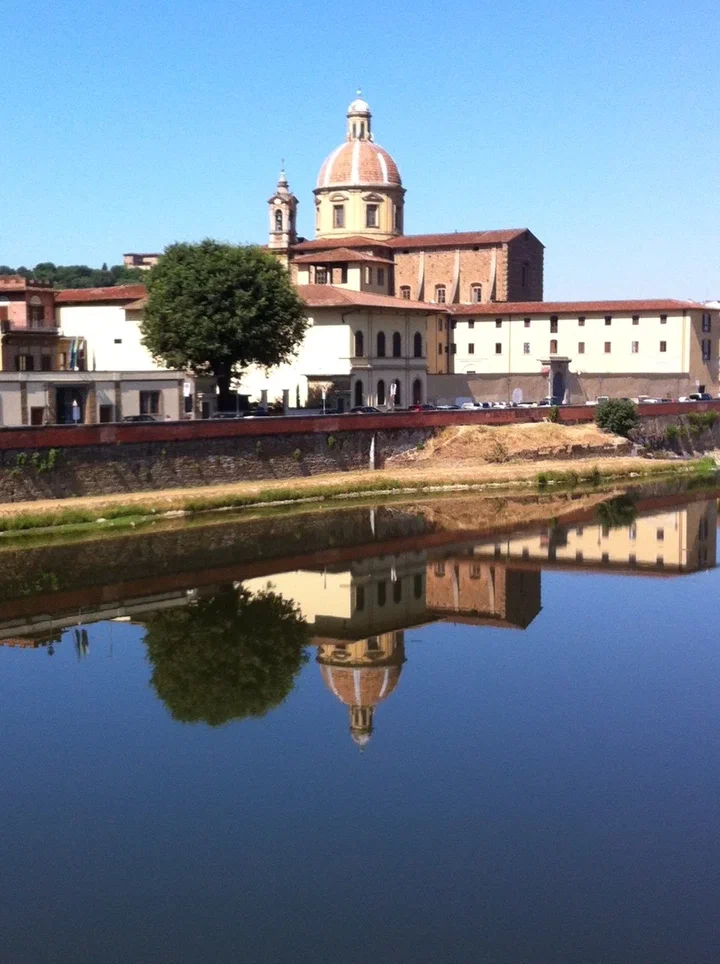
left=0, top=401, right=717, bottom=503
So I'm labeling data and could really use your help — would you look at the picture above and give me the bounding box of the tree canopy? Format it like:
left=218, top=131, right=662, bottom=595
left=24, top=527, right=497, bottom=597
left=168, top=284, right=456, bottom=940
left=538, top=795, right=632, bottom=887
left=595, top=398, right=639, bottom=437
left=140, top=240, right=308, bottom=398
left=142, top=585, right=310, bottom=726
left=0, top=262, right=145, bottom=288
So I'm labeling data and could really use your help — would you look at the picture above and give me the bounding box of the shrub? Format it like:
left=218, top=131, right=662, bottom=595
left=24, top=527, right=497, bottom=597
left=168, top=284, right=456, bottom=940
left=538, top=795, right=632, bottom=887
left=326, top=435, right=336, bottom=449
left=595, top=398, right=638, bottom=437
left=291, top=448, right=302, bottom=461
left=665, top=424, right=680, bottom=443
left=548, top=405, right=560, bottom=423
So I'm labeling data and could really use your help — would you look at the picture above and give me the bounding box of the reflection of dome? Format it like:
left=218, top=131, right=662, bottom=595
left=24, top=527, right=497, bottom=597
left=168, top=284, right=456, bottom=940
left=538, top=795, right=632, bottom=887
left=316, top=140, right=402, bottom=188
left=318, top=633, right=405, bottom=747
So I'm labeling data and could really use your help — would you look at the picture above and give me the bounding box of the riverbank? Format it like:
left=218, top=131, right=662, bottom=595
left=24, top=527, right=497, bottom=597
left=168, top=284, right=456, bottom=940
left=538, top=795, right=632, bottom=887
left=0, top=452, right=713, bottom=536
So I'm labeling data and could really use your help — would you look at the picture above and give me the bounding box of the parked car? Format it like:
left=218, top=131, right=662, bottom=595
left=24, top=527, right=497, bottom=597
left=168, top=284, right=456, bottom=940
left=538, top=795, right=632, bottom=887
left=460, top=401, right=491, bottom=410
left=242, top=407, right=271, bottom=418
left=679, top=393, right=713, bottom=402
left=407, top=403, right=437, bottom=412
left=585, top=395, right=610, bottom=406
left=538, top=397, right=563, bottom=407
left=348, top=405, right=382, bottom=414
left=436, top=404, right=461, bottom=411
left=211, top=411, right=242, bottom=419
left=122, top=414, right=156, bottom=422
left=518, top=401, right=537, bottom=408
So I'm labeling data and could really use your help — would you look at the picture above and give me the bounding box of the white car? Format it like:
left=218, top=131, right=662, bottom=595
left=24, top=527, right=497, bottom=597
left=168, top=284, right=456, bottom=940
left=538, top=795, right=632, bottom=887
left=679, top=393, right=713, bottom=402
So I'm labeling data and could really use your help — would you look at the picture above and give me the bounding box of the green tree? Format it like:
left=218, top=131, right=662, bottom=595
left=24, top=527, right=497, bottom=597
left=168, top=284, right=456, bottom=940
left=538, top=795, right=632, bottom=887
left=140, top=240, right=308, bottom=403
left=143, top=585, right=309, bottom=726
left=595, top=398, right=638, bottom=437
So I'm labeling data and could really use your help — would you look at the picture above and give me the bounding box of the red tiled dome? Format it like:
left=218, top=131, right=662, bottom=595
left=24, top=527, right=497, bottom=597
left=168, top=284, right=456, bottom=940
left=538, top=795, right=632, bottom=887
left=320, top=663, right=402, bottom=707
left=317, top=140, right=402, bottom=189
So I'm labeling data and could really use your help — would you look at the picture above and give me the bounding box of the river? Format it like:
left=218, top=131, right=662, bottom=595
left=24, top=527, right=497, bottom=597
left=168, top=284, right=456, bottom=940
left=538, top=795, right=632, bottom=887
left=1, top=483, right=719, bottom=963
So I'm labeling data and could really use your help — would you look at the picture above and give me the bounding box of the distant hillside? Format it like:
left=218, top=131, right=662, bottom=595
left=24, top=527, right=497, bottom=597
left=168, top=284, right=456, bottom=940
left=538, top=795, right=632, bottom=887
left=0, top=262, right=146, bottom=289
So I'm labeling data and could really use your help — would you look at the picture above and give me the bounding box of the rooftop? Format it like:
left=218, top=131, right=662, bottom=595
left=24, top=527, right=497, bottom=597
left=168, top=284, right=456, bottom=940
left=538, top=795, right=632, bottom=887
left=293, top=247, right=394, bottom=265
left=55, top=285, right=148, bottom=304
left=448, top=299, right=704, bottom=316
left=389, top=229, right=532, bottom=249
left=298, top=284, right=443, bottom=312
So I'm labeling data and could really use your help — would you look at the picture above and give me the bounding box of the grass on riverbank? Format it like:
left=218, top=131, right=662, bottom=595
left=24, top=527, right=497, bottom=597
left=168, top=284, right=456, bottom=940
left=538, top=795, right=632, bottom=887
left=0, top=455, right=714, bottom=537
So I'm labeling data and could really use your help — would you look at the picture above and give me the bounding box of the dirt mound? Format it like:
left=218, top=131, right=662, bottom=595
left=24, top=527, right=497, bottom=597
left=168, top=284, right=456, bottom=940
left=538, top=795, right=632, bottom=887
left=392, top=423, right=630, bottom=466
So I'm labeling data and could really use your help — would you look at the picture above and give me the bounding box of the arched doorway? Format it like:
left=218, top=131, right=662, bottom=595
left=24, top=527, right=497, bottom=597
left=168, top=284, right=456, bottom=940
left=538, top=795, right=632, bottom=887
left=354, top=380, right=364, bottom=407
left=412, top=379, right=423, bottom=405
left=552, top=371, right=564, bottom=401
left=377, top=379, right=386, bottom=406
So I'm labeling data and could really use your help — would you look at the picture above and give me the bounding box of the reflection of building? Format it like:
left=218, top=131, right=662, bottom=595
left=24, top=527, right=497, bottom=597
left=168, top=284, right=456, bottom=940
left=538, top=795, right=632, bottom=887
left=317, top=632, right=405, bottom=747
left=471, top=499, right=717, bottom=574
left=426, top=558, right=541, bottom=628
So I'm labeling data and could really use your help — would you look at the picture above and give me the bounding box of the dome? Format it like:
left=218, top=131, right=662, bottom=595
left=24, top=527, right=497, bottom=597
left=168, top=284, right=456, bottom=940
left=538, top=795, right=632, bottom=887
left=319, top=663, right=402, bottom=707
left=316, top=140, right=402, bottom=189
left=348, top=96, right=370, bottom=114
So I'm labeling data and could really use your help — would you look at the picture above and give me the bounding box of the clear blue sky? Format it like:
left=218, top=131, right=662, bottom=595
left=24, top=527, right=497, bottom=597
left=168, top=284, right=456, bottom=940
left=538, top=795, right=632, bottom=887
left=5, top=0, right=718, bottom=299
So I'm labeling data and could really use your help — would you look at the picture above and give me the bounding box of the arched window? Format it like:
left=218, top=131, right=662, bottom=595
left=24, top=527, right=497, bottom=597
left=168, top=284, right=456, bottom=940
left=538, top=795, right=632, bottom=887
left=550, top=339, right=558, bottom=354
left=399, top=286, right=411, bottom=299
left=413, top=332, right=422, bottom=358
left=390, top=379, right=401, bottom=407
left=376, top=331, right=386, bottom=357
left=354, top=379, right=364, bottom=406
left=377, top=379, right=386, bottom=406
left=393, top=579, right=402, bottom=603
left=413, top=573, right=423, bottom=599
left=471, top=284, right=482, bottom=303
left=354, top=330, right=364, bottom=357
left=392, top=332, right=402, bottom=357
left=435, top=285, right=446, bottom=304
left=412, top=378, right=423, bottom=405
left=377, top=579, right=386, bottom=606
left=274, top=209, right=283, bottom=231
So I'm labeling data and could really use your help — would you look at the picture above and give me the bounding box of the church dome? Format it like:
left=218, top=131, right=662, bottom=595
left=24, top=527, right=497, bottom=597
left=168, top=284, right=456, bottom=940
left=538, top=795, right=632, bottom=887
left=319, top=662, right=402, bottom=707
left=316, top=140, right=402, bottom=189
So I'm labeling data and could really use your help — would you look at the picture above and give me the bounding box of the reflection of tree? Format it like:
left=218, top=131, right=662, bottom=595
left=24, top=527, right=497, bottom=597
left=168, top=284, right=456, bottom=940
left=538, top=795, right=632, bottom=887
left=143, top=586, right=309, bottom=726
left=595, top=495, right=637, bottom=530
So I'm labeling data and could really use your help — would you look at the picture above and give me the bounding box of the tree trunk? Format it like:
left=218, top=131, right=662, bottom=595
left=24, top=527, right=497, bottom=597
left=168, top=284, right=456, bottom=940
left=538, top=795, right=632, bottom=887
left=216, top=373, right=233, bottom=412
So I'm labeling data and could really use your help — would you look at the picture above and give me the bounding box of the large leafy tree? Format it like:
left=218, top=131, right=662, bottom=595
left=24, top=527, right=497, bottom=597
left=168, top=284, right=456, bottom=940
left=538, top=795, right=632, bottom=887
left=0, top=262, right=144, bottom=288
left=143, top=585, right=309, bottom=726
left=140, top=240, right=308, bottom=402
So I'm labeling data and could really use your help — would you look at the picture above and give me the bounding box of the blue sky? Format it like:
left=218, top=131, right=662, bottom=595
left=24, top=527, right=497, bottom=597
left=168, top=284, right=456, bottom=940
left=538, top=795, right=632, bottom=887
left=5, top=0, right=718, bottom=299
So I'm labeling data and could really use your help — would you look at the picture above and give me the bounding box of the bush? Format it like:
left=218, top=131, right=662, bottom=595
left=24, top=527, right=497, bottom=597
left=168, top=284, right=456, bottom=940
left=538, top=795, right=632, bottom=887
left=595, top=398, right=638, bottom=437
left=665, top=424, right=680, bottom=443
left=548, top=405, right=560, bottom=423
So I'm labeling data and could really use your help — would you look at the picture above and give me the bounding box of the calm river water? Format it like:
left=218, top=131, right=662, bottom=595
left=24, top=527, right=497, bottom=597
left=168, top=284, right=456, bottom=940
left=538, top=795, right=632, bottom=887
left=1, top=484, right=720, bottom=963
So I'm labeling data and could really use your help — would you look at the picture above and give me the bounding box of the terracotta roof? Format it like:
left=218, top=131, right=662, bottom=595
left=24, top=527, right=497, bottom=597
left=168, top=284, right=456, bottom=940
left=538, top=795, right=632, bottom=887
left=319, top=662, right=402, bottom=707
left=297, top=284, right=444, bottom=312
left=317, top=140, right=402, bottom=189
left=293, top=247, right=394, bottom=265
left=291, top=235, right=392, bottom=252
left=55, top=284, right=147, bottom=304
left=124, top=297, right=147, bottom=310
left=389, top=229, right=528, bottom=249
left=0, top=275, right=54, bottom=292
left=448, top=299, right=704, bottom=316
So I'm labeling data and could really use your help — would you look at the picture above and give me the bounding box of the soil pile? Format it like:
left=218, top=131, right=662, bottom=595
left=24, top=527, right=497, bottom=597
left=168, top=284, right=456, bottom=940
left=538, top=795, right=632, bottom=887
left=391, top=423, right=630, bottom=466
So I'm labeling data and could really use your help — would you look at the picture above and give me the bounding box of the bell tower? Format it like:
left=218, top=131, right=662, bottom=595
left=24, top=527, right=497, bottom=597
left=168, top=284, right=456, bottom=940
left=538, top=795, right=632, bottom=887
left=268, top=167, right=298, bottom=249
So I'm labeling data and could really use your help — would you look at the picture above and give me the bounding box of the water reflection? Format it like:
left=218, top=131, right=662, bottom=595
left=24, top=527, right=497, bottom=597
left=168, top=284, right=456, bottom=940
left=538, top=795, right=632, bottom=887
left=1, top=489, right=716, bottom=744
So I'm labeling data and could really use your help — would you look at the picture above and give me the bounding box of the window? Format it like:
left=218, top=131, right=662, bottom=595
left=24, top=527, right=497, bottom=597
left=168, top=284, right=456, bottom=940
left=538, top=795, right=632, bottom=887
left=604, top=342, right=611, bottom=353
left=58, top=352, right=67, bottom=371
left=578, top=342, right=585, bottom=353
left=660, top=314, right=667, bottom=324
left=393, top=579, right=402, bottom=604
left=354, top=379, right=363, bottom=406
left=468, top=320, right=475, bottom=329
left=414, top=573, right=423, bottom=599
left=99, top=404, right=113, bottom=423
left=28, top=304, right=45, bottom=327
left=602, top=552, right=609, bottom=564
left=377, top=379, right=386, bottom=406
left=435, top=285, right=446, bottom=304
left=315, top=267, right=328, bottom=284
left=629, top=524, right=637, bottom=540
left=394, top=205, right=402, bottom=231
left=438, top=343, right=443, bottom=355
left=523, top=342, right=530, bottom=354
left=632, top=341, right=639, bottom=353
left=333, top=204, right=345, bottom=228
left=656, top=555, right=664, bottom=567
left=468, top=343, right=475, bottom=354
left=274, top=209, right=283, bottom=231
left=451, top=320, right=457, bottom=330
left=391, top=379, right=401, bottom=406
left=605, top=315, right=612, bottom=325
left=400, top=286, right=411, bottom=299
left=364, top=266, right=372, bottom=284
left=365, top=204, right=378, bottom=228
left=660, top=340, right=667, bottom=352
left=451, top=344, right=457, bottom=354
left=140, top=391, right=160, bottom=415
left=114, top=338, right=122, bottom=344
left=495, top=343, right=502, bottom=354
left=578, top=316, right=585, bottom=326
left=550, top=316, right=558, bottom=333
left=376, top=331, right=386, bottom=357
left=632, top=315, right=639, bottom=325
left=392, top=332, right=401, bottom=357
left=340, top=265, right=348, bottom=284
left=438, top=319, right=443, bottom=331
left=367, top=636, right=380, bottom=652
left=15, top=354, right=34, bottom=371
left=524, top=318, right=531, bottom=328
left=40, top=354, right=52, bottom=371
left=656, top=527, right=665, bottom=542
left=702, top=312, right=712, bottom=332
left=495, top=318, right=502, bottom=328
left=354, top=330, right=364, bottom=356
left=470, top=563, right=483, bottom=579
left=434, top=562, right=445, bottom=576
left=550, top=339, right=558, bottom=354
left=377, top=580, right=386, bottom=606
left=471, top=284, right=482, bottom=303
left=702, top=339, right=711, bottom=361
left=413, top=332, right=423, bottom=357
left=30, top=407, right=45, bottom=426
left=377, top=268, right=385, bottom=286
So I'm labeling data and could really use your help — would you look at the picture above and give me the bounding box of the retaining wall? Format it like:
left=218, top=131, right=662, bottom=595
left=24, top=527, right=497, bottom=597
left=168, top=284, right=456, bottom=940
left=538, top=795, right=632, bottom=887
left=0, top=401, right=718, bottom=503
